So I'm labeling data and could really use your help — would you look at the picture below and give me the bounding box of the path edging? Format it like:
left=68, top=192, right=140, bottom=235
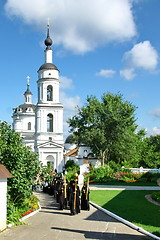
left=90, top=201, right=160, bottom=240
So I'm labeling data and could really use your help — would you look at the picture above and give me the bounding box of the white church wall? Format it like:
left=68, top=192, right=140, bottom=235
left=35, top=107, right=63, bottom=139
left=0, top=179, right=7, bottom=231
left=38, top=69, right=59, bottom=80
left=21, top=116, right=35, bottom=132
left=54, top=109, right=63, bottom=132
left=45, top=49, right=52, bottom=63
left=13, top=118, right=22, bottom=132
left=24, top=142, right=35, bottom=151
left=38, top=79, right=60, bottom=104
left=12, top=26, right=64, bottom=172
left=78, top=146, right=92, bottom=158
left=38, top=148, right=64, bottom=172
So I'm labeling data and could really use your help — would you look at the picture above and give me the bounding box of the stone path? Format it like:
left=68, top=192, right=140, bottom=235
left=0, top=190, right=154, bottom=240
left=89, top=185, right=160, bottom=190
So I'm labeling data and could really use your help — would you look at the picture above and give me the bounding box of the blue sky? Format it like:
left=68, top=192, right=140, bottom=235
left=0, top=0, right=160, bottom=137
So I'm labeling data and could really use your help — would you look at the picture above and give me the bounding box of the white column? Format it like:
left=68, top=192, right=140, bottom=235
left=45, top=49, right=52, bottom=63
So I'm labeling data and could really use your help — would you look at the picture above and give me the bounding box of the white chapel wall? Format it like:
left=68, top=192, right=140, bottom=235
left=0, top=179, right=7, bottom=231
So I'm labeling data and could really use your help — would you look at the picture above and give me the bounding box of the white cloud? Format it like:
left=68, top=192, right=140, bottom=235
left=4, top=0, right=136, bottom=54
left=124, top=41, right=158, bottom=70
left=120, top=68, right=136, bottom=80
left=149, top=107, right=160, bottom=118
left=152, top=127, right=160, bottom=135
left=60, top=91, right=81, bottom=137
left=144, top=127, right=160, bottom=136
left=60, top=91, right=81, bottom=112
left=60, top=76, right=74, bottom=89
left=120, top=41, right=159, bottom=80
left=96, top=69, right=116, bottom=78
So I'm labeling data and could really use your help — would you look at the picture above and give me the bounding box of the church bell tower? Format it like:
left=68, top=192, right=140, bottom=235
left=35, top=24, right=64, bottom=171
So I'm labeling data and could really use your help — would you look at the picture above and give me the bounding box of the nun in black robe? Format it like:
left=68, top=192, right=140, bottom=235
left=81, top=182, right=90, bottom=211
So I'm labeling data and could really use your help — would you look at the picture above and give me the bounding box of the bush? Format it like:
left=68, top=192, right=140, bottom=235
left=7, top=194, right=39, bottom=225
left=65, top=160, right=80, bottom=172
left=114, top=172, right=138, bottom=181
left=108, top=161, right=122, bottom=172
left=140, top=172, right=160, bottom=183
left=22, top=195, right=39, bottom=210
left=65, top=170, right=78, bottom=182
left=84, top=165, right=114, bottom=182
left=151, top=192, right=160, bottom=203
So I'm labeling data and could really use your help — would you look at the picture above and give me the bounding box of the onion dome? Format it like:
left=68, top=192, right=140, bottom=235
left=38, top=63, right=59, bottom=72
left=24, top=83, right=32, bottom=95
left=13, top=103, right=36, bottom=114
left=44, top=24, right=53, bottom=50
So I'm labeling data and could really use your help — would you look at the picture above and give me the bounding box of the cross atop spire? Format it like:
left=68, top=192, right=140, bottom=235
left=44, top=21, right=53, bottom=50
left=26, top=76, right=31, bottom=91
left=24, top=76, right=32, bottom=103
left=27, top=76, right=30, bottom=86
left=47, top=17, right=50, bottom=28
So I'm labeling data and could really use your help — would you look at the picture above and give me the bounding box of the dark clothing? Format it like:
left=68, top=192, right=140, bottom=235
left=68, top=181, right=80, bottom=215
left=81, top=184, right=90, bottom=211
left=58, top=182, right=64, bottom=210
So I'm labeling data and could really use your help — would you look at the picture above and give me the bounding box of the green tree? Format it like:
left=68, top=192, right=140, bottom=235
left=0, top=121, right=40, bottom=204
left=139, top=135, right=160, bottom=168
left=65, top=160, right=80, bottom=172
left=109, top=128, right=146, bottom=167
left=68, top=93, right=139, bottom=166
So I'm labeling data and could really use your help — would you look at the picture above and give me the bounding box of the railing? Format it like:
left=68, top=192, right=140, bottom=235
left=122, top=166, right=160, bottom=174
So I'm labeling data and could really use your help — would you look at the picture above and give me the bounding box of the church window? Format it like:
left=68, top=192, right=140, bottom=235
left=47, top=113, right=53, bottom=132
left=47, top=85, right=53, bottom=101
left=28, top=122, right=31, bottom=130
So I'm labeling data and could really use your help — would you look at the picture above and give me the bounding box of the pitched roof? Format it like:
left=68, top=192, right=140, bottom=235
left=0, top=164, right=13, bottom=179
left=64, top=147, right=78, bottom=157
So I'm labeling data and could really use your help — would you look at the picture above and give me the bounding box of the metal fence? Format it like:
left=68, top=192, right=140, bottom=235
left=123, top=166, right=160, bottom=174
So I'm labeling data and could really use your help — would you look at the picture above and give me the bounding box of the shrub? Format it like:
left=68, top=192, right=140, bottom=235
left=140, top=172, right=160, bottom=183
left=114, top=172, right=143, bottom=182
left=7, top=194, right=39, bottom=225
left=151, top=192, right=160, bottom=203
left=22, top=195, right=39, bottom=210
left=84, top=165, right=114, bottom=182
left=65, top=160, right=80, bottom=172
left=65, top=170, right=78, bottom=182
left=108, top=161, right=121, bottom=172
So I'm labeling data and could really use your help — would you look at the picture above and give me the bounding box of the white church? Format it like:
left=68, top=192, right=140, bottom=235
left=12, top=25, right=100, bottom=173
left=12, top=25, right=64, bottom=172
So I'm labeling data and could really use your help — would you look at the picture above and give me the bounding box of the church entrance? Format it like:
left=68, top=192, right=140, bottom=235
left=46, top=155, right=55, bottom=170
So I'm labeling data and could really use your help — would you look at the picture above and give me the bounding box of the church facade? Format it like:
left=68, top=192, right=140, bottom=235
left=12, top=26, right=64, bottom=171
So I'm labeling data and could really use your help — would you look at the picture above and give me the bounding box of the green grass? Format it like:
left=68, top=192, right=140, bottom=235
left=90, top=190, right=160, bottom=235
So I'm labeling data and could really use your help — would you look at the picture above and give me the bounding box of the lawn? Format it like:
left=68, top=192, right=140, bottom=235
left=90, top=190, right=160, bottom=236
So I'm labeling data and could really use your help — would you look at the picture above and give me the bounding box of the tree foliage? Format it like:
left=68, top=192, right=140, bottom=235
left=0, top=121, right=40, bottom=204
left=68, top=93, right=143, bottom=166
left=65, top=160, right=80, bottom=172
left=139, top=135, right=160, bottom=168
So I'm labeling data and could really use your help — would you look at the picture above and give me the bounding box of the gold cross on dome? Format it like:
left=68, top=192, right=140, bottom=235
left=47, top=18, right=50, bottom=28
left=26, top=76, right=30, bottom=86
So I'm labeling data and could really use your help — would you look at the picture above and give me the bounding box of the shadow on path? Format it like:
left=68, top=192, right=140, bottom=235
left=51, top=226, right=147, bottom=240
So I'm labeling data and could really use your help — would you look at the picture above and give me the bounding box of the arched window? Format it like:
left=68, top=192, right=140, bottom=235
left=47, top=113, right=53, bottom=132
left=47, top=85, right=53, bottom=101
left=28, top=122, right=31, bottom=130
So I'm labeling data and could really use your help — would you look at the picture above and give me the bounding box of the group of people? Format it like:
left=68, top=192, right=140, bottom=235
left=42, top=174, right=90, bottom=215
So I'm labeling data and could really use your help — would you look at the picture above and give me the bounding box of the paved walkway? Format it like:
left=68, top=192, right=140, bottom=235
left=0, top=190, right=154, bottom=240
left=89, top=185, right=160, bottom=190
